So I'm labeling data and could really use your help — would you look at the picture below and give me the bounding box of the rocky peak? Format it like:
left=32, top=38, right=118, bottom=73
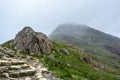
left=22, top=26, right=35, bottom=35
left=17, top=27, right=35, bottom=37
left=14, top=27, right=51, bottom=55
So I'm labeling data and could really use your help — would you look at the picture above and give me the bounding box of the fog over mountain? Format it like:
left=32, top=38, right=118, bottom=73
left=49, top=23, right=120, bottom=66
left=0, top=0, right=120, bottom=43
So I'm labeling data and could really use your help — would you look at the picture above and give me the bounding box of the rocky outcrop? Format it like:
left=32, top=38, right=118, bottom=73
left=81, top=56, right=92, bottom=64
left=60, top=48, right=70, bottom=55
left=14, top=27, right=51, bottom=55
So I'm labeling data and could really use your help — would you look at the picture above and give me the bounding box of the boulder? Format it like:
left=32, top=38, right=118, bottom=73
left=48, top=54, right=55, bottom=60
left=14, top=27, right=51, bottom=55
left=0, top=46, right=3, bottom=51
left=60, top=48, right=70, bottom=55
left=81, top=56, right=92, bottom=64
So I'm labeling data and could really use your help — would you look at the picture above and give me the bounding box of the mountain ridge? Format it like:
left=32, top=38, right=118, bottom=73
left=49, top=23, right=120, bottom=39
left=49, top=23, right=120, bottom=56
left=49, top=23, right=120, bottom=72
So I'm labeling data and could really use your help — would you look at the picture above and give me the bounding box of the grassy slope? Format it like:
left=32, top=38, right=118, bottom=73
left=2, top=40, right=120, bottom=80
left=49, top=24, right=120, bottom=68
left=50, top=34, right=120, bottom=69
left=33, top=42, right=119, bottom=80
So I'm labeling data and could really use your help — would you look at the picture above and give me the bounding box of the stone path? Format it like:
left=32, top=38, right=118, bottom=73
left=0, top=58, right=61, bottom=80
left=0, top=58, right=36, bottom=80
left=0, top=46, right=61, bottom=80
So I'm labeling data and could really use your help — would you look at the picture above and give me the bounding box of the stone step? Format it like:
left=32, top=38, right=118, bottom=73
left=0, top=73, right=8, bottom=79
left=9, top=64, right=30, bottom=70
left=0, top=66, right=9, bottom=73
left=1, top=58, right=17, bottom=61
left=0, top=60, right=26, bottom=66
left=0, top=75, right=35, bottom=80
left=9, top=69, right=36, bottom=78
left=8, top=76, right=34, bottom=80
left=0, top=64, right=30, bottom=73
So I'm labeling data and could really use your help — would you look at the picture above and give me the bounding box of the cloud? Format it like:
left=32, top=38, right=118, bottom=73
left=0, top=0, right=120, bottom=43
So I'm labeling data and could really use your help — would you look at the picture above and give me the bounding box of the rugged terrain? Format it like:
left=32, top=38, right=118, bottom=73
left=0, top=45, right=61, bottom=80
left=0, top=27, right=60, bottom=80
left=0, top=26, right=120, bottom=80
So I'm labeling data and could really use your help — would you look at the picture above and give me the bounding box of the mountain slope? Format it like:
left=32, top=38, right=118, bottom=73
left=49, top=24, right=120, bottom=50
left=39, top=41, right=120, bottom=80
left=49, top=23, right=120, bottom=68
left=2, top=40, right=120, bottom=80
left=1, top=26, right=120, bottom=80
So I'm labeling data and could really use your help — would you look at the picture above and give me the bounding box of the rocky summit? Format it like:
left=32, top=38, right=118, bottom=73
left=14, top=27, right=51, bottom=55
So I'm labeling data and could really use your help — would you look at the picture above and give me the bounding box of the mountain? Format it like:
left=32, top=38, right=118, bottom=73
left=50, top=24, right=120, bottom=50
left=49, top=23, right=120, bottom=68
left=49, top=23, right=120, bottom=55
left=1, top=26, right=120, bottom=80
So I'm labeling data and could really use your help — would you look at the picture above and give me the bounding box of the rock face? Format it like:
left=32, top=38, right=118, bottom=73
left=14, top=27, right=51, bottom=55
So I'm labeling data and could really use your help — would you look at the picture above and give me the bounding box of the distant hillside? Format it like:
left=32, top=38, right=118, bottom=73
left=49, top=24, right=120, bottom=55
left=49, top=23, right=120, bottom=67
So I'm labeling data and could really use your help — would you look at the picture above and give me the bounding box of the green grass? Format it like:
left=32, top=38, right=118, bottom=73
left=2, top=40, right=120, bottom=80
left=32, top=42, right=119, bottom=80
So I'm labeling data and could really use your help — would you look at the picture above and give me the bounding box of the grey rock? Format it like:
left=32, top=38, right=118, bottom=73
left=81, top=56, right=92, bottom=64
left=38, top=78, right=47, bottom=80
left=48, top=54, right=55, bottom=60
left=14, top=27, right=51, bottom=55
left=25, top=77, right=31, bottom=80
left=0, top=46, right=3, bottom=51
left=42, top=71, right=54, bottom=79
left=3, top=73, right=9, bottom=78
left=60, top=48, right=70, bottom=55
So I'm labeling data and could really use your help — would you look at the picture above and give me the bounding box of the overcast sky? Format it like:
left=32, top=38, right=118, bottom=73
left=0, top=0, right=120, bottom=43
